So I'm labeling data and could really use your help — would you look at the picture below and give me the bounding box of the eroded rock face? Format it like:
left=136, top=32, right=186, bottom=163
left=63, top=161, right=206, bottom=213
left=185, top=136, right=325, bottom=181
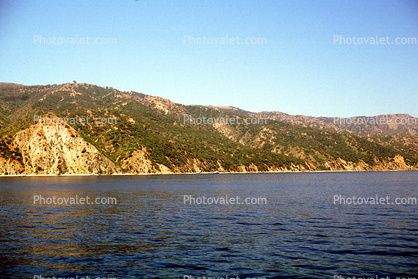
left=121, top=148, right=159, bottom=174
left=12, top=114, right=121, bottom=175
left=0, top=158, right=22, bottom=175
left=0, top=111, right=415, bottom=175
left=120, top=149, right=208, bottom=174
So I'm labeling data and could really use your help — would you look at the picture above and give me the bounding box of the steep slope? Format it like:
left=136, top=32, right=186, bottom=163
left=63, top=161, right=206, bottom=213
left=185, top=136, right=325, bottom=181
left=0, top=113, right=121, bottom=175
left=181, top=105, right=417, bottom=171
left=0, top=82, right=416, bottom=175
left=207, top=106, right=418, bottom=136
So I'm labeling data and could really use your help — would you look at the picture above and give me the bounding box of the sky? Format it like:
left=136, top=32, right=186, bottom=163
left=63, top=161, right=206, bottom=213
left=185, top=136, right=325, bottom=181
left=0, top=0, right=417, bottom=117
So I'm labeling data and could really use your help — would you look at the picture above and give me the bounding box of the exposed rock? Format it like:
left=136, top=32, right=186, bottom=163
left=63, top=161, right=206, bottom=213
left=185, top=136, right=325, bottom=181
left=10, top=113, right=121, bottom=175
left=121, top=148, right=157, bottom=173
left=0, top=158, right=22, bottom=175
left=0, top=83, right=416, bottom=175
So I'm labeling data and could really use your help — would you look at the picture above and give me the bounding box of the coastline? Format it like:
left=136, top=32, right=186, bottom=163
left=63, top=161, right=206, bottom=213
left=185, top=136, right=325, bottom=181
left=1, top=169, right=416, bottom=178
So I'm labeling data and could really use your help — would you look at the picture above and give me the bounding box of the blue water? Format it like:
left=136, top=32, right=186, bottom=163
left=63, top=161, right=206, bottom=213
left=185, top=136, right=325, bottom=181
left=0, top=171, right=417, bottom=278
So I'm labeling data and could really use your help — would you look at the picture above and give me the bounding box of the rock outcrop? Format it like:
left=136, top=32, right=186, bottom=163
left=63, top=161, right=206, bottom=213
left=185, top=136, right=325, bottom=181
left=0, top=83, right=416, bottom=175
left=2, top=113, right=122, bottom=175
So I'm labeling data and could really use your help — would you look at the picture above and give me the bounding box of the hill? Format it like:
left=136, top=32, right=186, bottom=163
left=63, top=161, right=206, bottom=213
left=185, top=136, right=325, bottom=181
left=0, top=82, right=416, bottom=175
left=207, top=106, right=418, bottom=136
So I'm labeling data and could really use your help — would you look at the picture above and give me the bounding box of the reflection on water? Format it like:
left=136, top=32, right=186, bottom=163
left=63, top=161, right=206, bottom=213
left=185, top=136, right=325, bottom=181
left=0, top=172, right=417, bottom=278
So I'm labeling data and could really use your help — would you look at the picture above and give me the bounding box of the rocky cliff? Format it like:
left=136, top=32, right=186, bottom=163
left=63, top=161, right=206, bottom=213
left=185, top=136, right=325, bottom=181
left=0, top=83, right=416, bottom=175
left=0, top=113, right=121, bottom=175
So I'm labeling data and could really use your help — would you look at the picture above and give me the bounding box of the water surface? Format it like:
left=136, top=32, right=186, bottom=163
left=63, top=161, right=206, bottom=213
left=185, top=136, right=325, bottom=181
left=0, top=171, right=417, bottom=278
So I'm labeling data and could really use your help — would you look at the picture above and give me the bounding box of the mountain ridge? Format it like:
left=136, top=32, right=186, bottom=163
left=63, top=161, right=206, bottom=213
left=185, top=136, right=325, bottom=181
left=207, top=105, right=417, bottom=136
left=0, top=82, right=416, bottom=175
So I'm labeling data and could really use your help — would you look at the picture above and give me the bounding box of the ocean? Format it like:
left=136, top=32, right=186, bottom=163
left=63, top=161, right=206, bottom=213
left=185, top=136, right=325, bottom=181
left=0, top=171, right=417, bottom=278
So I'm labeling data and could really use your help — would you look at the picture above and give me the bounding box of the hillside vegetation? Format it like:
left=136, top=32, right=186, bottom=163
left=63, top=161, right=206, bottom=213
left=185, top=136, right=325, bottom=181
left=0, top=83, right=416, bottom=175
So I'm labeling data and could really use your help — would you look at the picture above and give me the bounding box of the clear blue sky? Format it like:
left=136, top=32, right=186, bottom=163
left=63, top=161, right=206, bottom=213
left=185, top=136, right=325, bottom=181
left=0, top=0, right=416, bottom=117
